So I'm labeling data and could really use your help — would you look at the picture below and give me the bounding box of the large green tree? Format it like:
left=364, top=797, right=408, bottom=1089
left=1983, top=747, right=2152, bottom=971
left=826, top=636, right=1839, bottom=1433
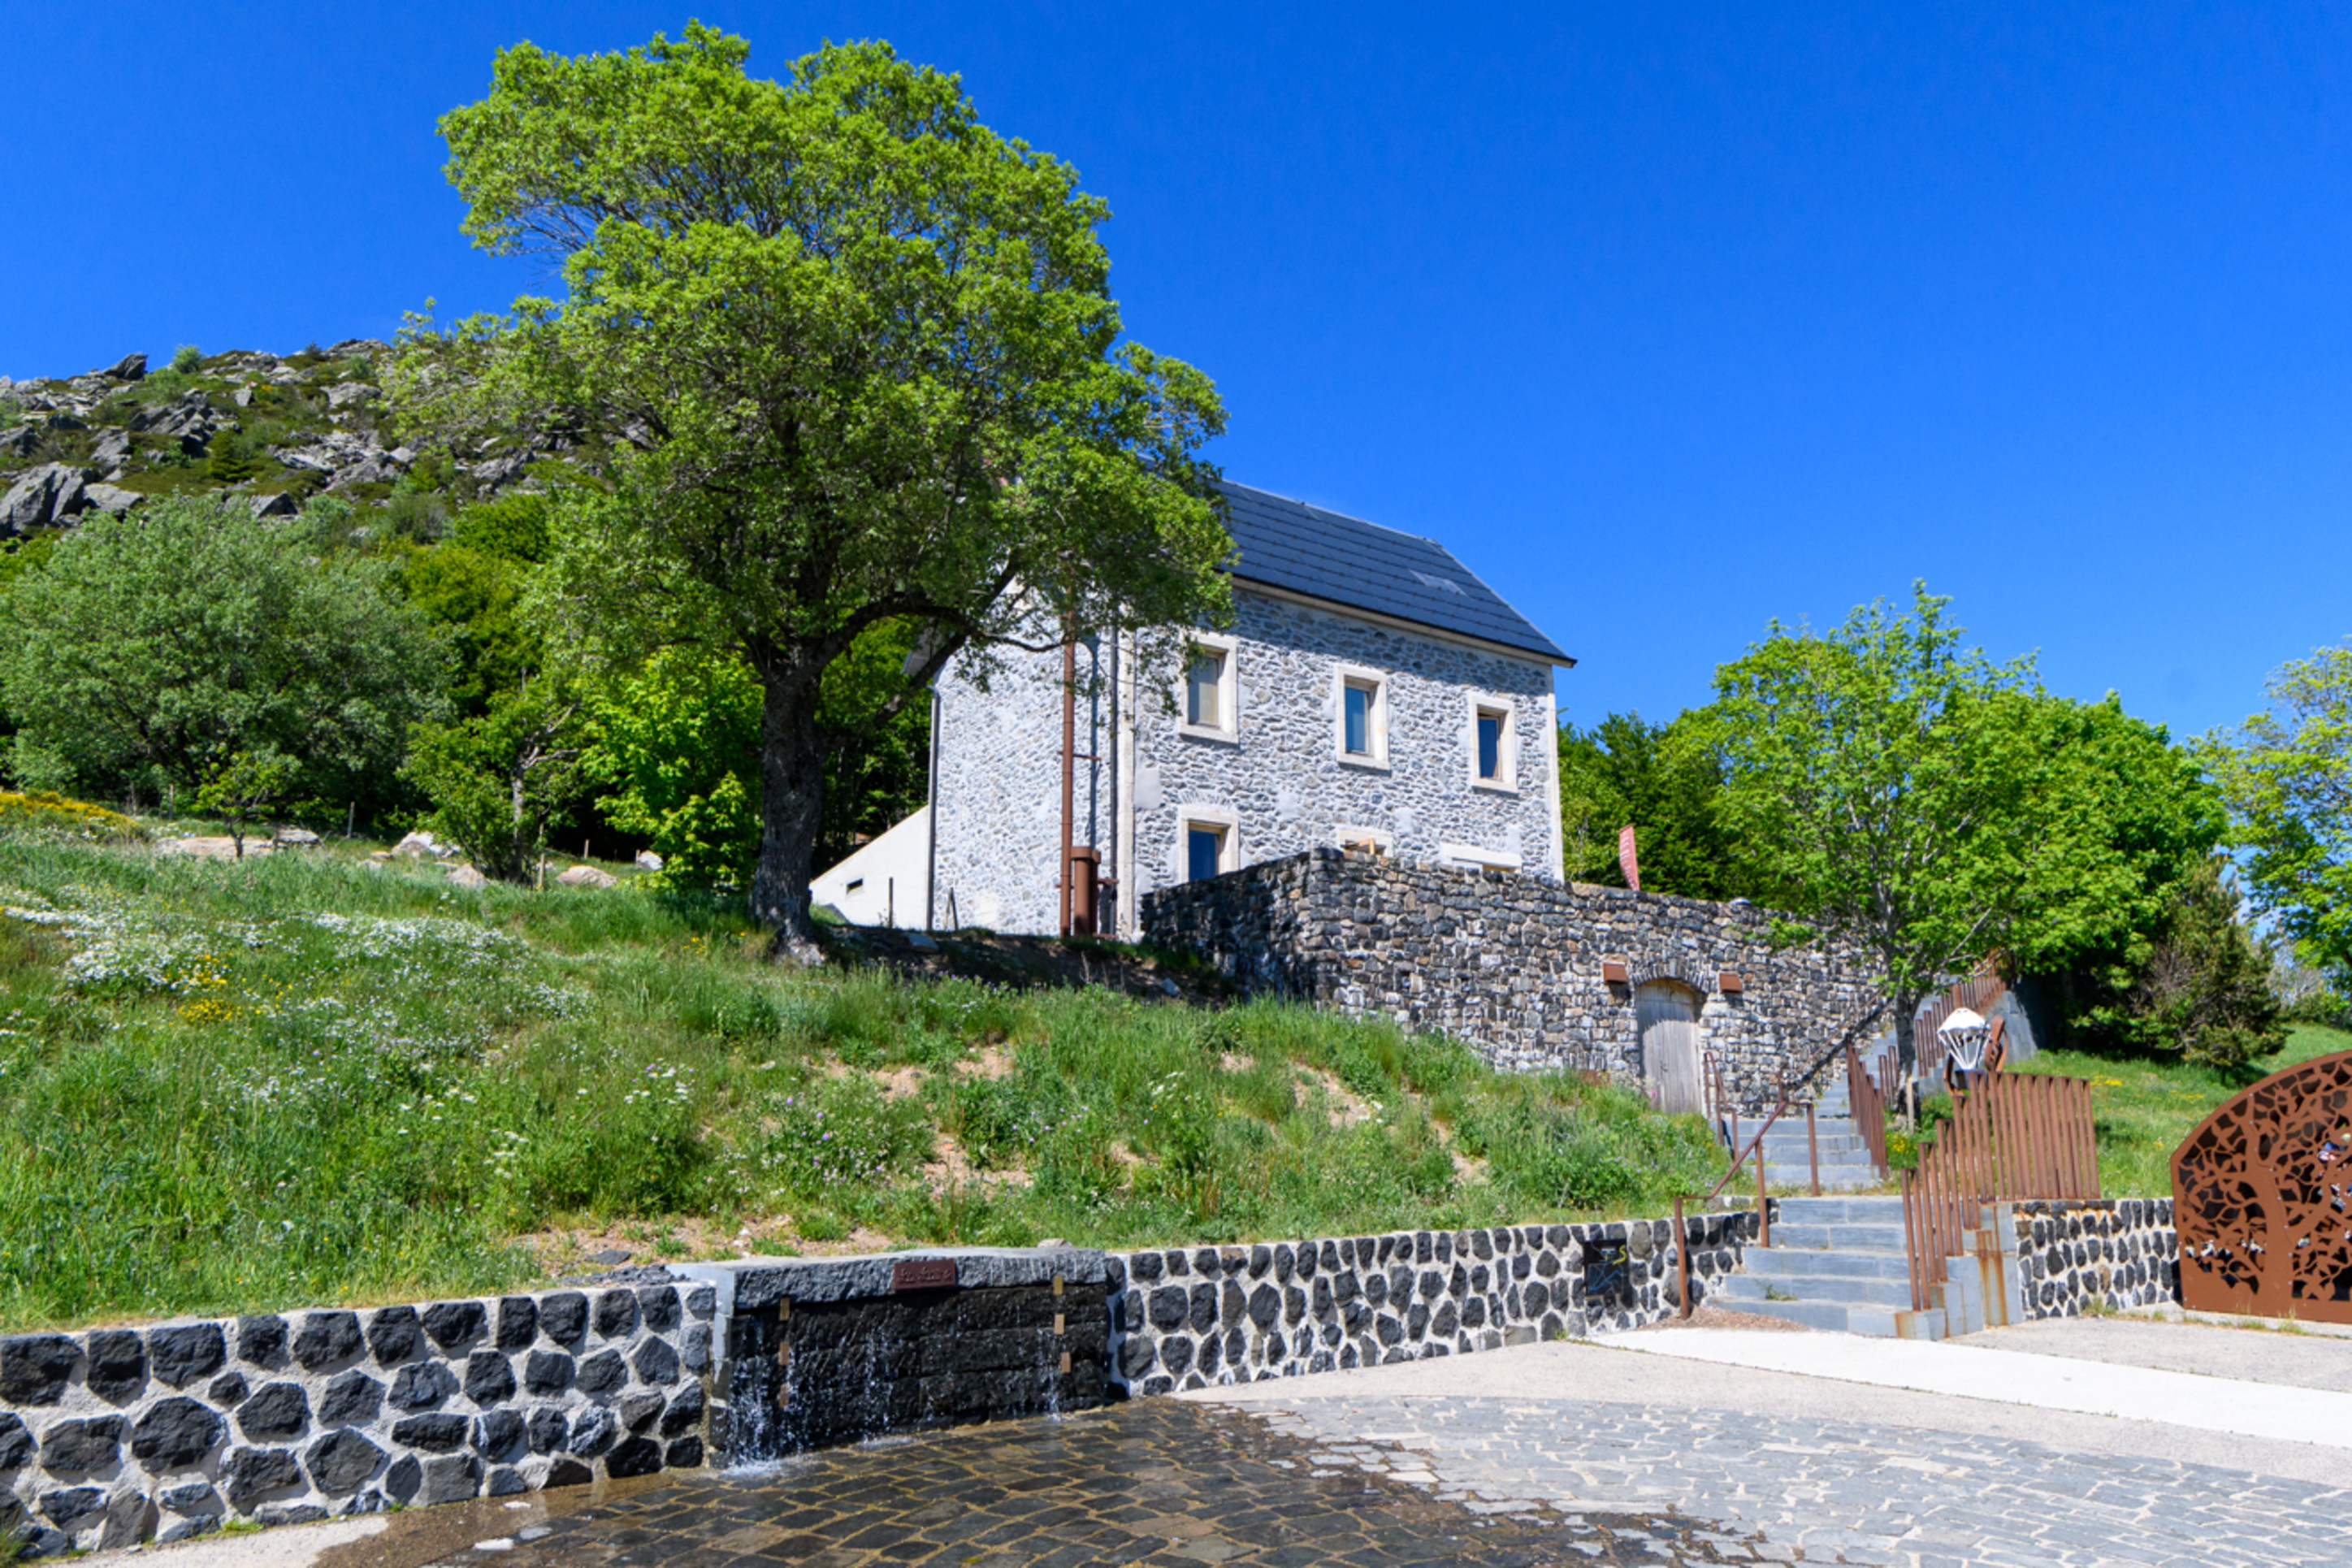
left=1685, top=586, right=2220, bottom=1075
left=2209, top=644, right=2352, bottom=985
left=0, top=497, right=447, bottom=818
left=389, top=28, right=1231, bottom=952
left=1555, top=711, right=1747, bottom=899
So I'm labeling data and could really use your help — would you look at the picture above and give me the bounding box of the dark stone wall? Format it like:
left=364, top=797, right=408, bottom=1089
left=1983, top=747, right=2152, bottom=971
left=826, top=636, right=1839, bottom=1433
left=0, top=1283, right=714, bottom=1557
left=1107, top=1210, right=1766, bottom=1395
left=2009, top=1199, right=2180, bottom=1319
left=1143, top=849, right=1883, bottom=1109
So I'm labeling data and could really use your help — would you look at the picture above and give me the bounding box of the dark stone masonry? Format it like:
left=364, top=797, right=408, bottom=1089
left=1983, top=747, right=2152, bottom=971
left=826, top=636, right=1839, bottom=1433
left=0, top=1219, right=1774, bottom=1555
left=0, top=1282, right=714, bottom=1557
left=1107, top=1210, right=1765, bottom=1396
left=1143, top=848, right=1883, bottom=1108
left=2010, top=1198, right=2181, bottom=1319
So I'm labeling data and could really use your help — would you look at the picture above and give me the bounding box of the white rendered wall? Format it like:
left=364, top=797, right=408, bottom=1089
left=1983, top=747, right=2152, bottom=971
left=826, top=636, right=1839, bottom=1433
left=811, top=805, right=932, bottom=929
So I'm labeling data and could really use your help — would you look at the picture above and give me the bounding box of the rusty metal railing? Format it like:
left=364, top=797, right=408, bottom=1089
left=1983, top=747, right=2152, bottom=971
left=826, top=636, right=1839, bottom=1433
left=1902, top=1070, right=2099, bottom=1311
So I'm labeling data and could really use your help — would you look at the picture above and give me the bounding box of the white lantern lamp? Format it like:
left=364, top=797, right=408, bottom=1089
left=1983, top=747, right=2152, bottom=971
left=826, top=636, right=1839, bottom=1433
left=1938, top=1006, right=1991, bottom=1089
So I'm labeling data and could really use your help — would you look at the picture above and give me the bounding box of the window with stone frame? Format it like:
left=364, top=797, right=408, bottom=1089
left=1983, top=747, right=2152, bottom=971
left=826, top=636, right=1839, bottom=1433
left=1177, top=806, right=1238, bottom=882
left=1470, top=695, right=1516, bottom=791
left=1334, top=664, right=1390, bottom=767
left=1179, top=634, right=1239, bottom=741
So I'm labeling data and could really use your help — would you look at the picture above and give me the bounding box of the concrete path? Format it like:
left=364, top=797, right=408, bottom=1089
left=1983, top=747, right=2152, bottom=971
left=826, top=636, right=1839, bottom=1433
left=1613, top=1323, right=2352, bottom=1451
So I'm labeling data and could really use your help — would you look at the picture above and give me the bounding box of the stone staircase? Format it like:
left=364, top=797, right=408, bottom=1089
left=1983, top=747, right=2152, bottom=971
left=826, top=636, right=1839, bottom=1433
left=1751, top=1076, right=1881, bottom=1193
left=1716, top=1194, right=2025, bottom=1339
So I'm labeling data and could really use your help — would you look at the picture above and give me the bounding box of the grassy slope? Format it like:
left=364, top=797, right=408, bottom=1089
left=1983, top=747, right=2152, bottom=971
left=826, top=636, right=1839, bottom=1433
left=0, top=837, right=1724, bottom=1332
left=2013, top=1024, right=2352, bottom=1197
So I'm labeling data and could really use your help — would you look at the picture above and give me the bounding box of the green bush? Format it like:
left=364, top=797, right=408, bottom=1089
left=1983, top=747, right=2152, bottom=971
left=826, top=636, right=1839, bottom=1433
left=205, top=428, right=265, bottom=485
left=170, top=344, right=201, bottom=375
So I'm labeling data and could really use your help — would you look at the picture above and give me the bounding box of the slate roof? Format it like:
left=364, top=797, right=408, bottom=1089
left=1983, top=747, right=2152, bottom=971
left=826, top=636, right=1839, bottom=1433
left=1214, top=480, right=1574, bottom=665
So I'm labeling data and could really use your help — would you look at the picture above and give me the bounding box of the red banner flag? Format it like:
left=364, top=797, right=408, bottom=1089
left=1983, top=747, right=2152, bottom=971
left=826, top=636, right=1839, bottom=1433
left=1618, top=825, right=1640, bottom=891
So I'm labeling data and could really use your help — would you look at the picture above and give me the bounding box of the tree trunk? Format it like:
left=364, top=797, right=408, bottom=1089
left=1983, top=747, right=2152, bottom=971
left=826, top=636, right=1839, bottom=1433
left=1892, top=987, right=1921, bottom=1129
left=750, top=658, right=829, bottom=963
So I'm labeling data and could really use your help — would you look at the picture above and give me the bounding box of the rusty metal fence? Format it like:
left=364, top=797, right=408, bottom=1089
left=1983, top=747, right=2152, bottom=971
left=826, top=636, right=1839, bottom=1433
left=1902, top=1071, right=2099, bottom=1311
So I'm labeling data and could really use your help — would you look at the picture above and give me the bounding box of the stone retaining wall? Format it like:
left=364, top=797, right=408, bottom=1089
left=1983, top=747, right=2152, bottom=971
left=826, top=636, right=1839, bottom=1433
left=1107, top=1209, right=1765, bottom=1396
left=2008, top=1199, right=2181, bottom=1319
left=1143, top=849, right=1881, bottom=1108
left=0, top=1283, right=713, bottom=1557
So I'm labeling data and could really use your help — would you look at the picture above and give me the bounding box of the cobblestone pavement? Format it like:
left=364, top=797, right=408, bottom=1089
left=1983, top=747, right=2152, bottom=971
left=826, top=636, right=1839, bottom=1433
left=1246, top=1394, right=2352, bottom=1567
left=365, top=1400, right=1773, bottom=1567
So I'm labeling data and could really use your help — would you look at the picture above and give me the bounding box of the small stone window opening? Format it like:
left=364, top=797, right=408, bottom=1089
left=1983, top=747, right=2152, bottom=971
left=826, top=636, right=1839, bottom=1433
left=1345, top=681, right=1375, bottom=755
left=1477, top=708, right=1506, bottom=781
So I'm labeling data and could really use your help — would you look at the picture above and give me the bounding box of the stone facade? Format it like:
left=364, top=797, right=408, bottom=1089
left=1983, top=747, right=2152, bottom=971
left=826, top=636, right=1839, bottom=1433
left=0, top=1283, right=714, bottom=1557
left=1107, top=1209, right=1765, bottom=1397
left=931, top=587, right=1562, bottom=939
left=1143, top=849, right=1883, bottom=1109
left=2009, top=1199, right=2181, bottom=1319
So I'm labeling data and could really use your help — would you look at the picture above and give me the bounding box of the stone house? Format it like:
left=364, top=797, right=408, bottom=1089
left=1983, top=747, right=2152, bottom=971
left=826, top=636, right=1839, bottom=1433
left=920, top=479, right=1575, bottom=938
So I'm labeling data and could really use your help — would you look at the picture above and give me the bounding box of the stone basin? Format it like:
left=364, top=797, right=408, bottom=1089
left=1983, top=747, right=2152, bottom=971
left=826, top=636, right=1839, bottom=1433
left=665, top=1247, right=1110, bottom=1462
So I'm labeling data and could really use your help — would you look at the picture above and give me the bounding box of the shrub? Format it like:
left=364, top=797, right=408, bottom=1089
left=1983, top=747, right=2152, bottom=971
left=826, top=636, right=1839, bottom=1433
left=0, top=791, right=145, bottom=844
left=170, top=344, right=201, bottom=374
left=206, top=427, right=265, bottom=485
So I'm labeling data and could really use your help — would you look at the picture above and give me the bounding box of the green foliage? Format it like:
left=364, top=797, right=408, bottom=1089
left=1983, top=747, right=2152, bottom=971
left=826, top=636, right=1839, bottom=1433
left=0, top=790, right=146, bottom=844
left=205, top=427, right=266, bottom=485
left=2055, top=858, right=2285, bottom=1070
left=587, top=648, right=760, bottom=887
left=1686, top=585, right=2221, bottom=1062
left=2208, top=644, right=2352, bottom=989
left=169, top=344, right=202, bottom=375
left=193, top=750, right=300, bottom=857
left=816, top=620, right=932, bottom=868
left=0, top=835, right=1730, bottom=1328
left=0, top=497, right=449, bottom=815
left=1457, top=1077, right=1722, bottom=1209
left=453, top=492, right=551, bottom=563
left=405, top=682, right=590, bottom=881
left=1556, top=712, right=1746, bottom=898
left=383, top=481, right=451, bottom=543
left=399, top=542, right=534, bottom=717
left=393, top=25, right=1232, bottom=934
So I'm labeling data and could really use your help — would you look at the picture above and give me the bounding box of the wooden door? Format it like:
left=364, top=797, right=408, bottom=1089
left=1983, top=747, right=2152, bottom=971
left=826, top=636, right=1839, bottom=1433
left=1636, top=981, right=1704, bottom=1115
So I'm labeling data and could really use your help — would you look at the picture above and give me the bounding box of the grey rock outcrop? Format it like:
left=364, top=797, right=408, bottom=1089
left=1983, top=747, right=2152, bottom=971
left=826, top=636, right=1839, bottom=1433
left=2, top=464, right=89, bottom=534
left=101, top=353, right=147, bottom=383
left=83, top=484, right=141, bottom=517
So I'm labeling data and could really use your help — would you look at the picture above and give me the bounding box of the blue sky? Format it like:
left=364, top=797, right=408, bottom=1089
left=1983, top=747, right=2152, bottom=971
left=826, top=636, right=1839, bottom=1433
left=7, top=3, right=2347, bottom=740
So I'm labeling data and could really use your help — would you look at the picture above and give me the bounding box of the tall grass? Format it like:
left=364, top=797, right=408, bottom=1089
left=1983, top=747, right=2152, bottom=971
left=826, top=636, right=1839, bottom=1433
left=0, top=838, right=1723, bottom=1331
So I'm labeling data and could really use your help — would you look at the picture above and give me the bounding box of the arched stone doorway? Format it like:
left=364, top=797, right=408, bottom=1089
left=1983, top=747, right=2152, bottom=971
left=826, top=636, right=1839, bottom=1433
left=1635, top=978, right=1706, bottom=1115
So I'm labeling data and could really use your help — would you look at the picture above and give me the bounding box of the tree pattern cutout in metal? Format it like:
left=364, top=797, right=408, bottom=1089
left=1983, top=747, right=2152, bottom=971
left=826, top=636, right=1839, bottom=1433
left=2172, top=1050, right=2352, bottom=1323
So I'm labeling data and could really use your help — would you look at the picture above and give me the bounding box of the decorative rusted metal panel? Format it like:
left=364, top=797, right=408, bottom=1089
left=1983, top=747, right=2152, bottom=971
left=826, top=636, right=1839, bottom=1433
left=2172, top=1050, right=2352, bottom=1323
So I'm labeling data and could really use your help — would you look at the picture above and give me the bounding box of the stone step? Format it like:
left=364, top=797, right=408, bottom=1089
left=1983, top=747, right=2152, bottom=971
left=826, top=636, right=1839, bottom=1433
left=1762, top=1164, right=1883, bottom=1192
left=1765, top=1222, right=1908, bottom=1252
left=1718, top=1296, right=1858, bottom=1332
left=1771, top=1196, right=1906, bottom=1223
left=1718, top=1271, right=1915, bottom=1308
left=1759, top=1132, right=1868, bottom=1156
left=1743, top=1247, right=1912, bottom=1280
left=1769, top=1142, right=1872, bottom=1166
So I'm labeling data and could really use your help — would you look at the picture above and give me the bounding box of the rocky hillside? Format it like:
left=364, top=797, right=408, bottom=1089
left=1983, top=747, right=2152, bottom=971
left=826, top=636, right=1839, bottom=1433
left=0, top=344, right=551, bottom=538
